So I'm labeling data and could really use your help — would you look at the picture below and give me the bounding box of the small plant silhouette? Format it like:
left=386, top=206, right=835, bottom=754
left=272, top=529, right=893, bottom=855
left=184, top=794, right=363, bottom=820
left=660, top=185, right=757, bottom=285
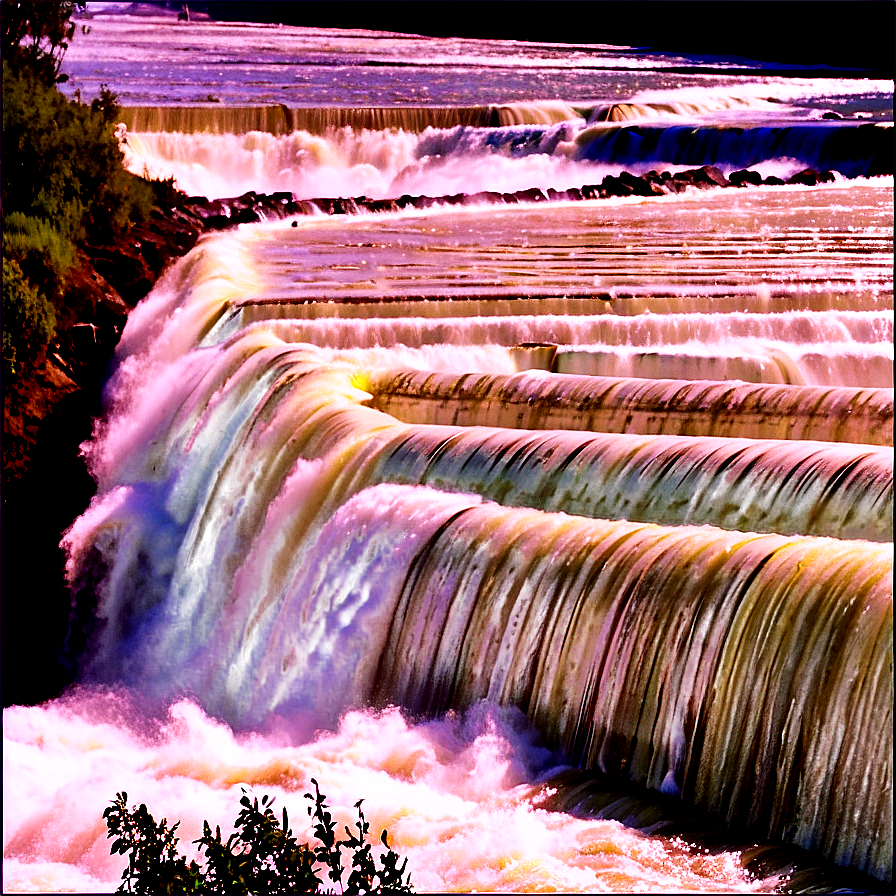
left=104, top=779, right=413, bottom=894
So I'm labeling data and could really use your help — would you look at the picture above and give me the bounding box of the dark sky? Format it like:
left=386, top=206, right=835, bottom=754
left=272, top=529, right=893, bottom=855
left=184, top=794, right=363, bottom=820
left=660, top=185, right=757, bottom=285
left=186, top=1, right=894, bottom=75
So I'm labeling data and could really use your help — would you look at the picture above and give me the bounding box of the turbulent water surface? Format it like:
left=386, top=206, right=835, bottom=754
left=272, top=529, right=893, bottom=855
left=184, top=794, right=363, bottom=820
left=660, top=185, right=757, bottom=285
left=4, top=7, right=893, bottom=894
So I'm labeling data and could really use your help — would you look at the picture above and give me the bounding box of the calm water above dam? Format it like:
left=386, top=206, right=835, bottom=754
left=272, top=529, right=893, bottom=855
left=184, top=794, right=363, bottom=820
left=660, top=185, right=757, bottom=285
left=3, top=7, right=893, bottom=894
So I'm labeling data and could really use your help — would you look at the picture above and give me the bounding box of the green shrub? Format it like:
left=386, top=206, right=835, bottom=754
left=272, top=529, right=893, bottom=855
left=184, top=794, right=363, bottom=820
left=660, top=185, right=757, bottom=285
left=2, top=257, right=57, bottom=379
left=3, top=211, right=77, bottom=301
left=1, top=56, right=159, bottom=387
left=2, top=60, right=152, bottom=244
left=104, top=780, right=413, bottom=894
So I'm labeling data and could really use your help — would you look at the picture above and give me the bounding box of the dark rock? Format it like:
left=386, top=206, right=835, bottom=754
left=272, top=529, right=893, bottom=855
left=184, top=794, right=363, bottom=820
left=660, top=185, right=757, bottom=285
left=203, top=213, right=234, bottom=230
left=396, top=194, right=435, bottom=209
left=673, top=165, right=729, bottom=190
left=185, top=197, right=232, bottom=220
left=601, top=175, right=635, bottom=198
left=465, top=191, right=504, bottom=206
left=514, top=187, right=547, bottom=203
left=819, top=170, right=836, bottom=183
left=822, top=111, right=842, bottom=120
left=763, top=176, right=786, bottom=186
left=365, top=198, right=401, bottom=213
left=148, top=214, right=201, bottom=256
left=580, top=184, right=602, bottom=199
left=660, top=175, right=687, bottom=193
left=233, top=207, right=262, bottom=224
left=88, top=245, right=155, bottom=306
left=786, top=168, right=820, bottom=186
left=701, top=165, right=730, bottom=188
left=729, top=169, right=763, bottom=187
left=619, top=171, right=665, bottom=196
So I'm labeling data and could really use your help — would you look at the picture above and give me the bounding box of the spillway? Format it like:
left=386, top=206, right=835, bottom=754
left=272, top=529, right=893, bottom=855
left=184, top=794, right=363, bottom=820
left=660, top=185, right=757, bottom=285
left=57, top=183, right=894, bottom=886
left=5, top=15, right=894, bottom=895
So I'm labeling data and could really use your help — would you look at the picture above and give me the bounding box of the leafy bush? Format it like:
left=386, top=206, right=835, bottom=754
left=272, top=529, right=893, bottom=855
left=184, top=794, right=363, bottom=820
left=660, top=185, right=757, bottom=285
left=104, top=780, right=413, bottom=894
left=2, top=60, right=152, bottom=245
left=2, top=257, right=57, bottom=380
left=1, top=53, right=156, bottom=389
left=146, top=172, right=183, bottom=210
left=3, top=211, right=77, bottom=301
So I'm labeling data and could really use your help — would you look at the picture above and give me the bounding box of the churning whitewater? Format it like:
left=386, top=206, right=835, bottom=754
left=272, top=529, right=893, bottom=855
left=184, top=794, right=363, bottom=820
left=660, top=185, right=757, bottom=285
left=3, top=8, right=893, bottom=894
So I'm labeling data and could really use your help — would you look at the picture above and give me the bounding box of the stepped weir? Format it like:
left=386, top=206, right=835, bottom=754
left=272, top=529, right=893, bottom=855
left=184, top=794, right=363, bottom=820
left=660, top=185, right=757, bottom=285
left=62, top=186, right=894, bottom=884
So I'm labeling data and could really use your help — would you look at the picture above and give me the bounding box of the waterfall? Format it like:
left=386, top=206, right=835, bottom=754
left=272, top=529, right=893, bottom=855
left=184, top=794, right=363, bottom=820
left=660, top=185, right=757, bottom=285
left=576, top=122, right=894, bottom=179
left=61, top=193, right=893, bottom=879
left=120, top=105, right=496, bottom=135
left=373, top=490, right=891, bottom=874
left=118, top=105, right=894, bottom=200
left=368, top=367, right=894, bottom=445
left=7, top=18, right=891, bottom=891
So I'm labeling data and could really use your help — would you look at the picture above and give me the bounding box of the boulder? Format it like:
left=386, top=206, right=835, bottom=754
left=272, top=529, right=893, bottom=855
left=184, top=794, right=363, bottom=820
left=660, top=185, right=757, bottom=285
left=786, top=168, right=820, bottom=186
left=88, top=244, right=155, bottom=307
left=310, top=197, right=360, bottom=215
left=233, top=207, right=262, bottom=224
left=465, top=191, right=505, bottom=206
left=365, top=198, right=401, bottom=213
left=396, top=194, right=435, bottom=209
left=619, top=171, right=665, bottom=196
left=729, top=169, right=763, bottom=187
left=514, top=187, right=548, bottom=203
left=601, top=175, right=635, bottom=198
left=673, top=165, right=729, bottom=190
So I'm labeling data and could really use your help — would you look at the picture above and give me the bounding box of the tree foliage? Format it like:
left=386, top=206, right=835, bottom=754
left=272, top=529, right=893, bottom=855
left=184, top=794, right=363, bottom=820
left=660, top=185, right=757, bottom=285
left=104, top=780, right=414, bottom=894
left=2, top=61, right=154, bottom=244
left=1, top=1, right=87, bottom=84
left=1, top=12, right=154, bottom=388
left=2, top=257, right=57, bottom=380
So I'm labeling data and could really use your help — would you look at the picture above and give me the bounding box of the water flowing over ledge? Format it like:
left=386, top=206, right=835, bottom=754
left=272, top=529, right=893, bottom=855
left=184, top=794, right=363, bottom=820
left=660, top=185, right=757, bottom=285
left=54, top=184, right=893, bottom=884
left=119, top=105, right=893, bottom=199
left=6, top=18, right=892, bottom=894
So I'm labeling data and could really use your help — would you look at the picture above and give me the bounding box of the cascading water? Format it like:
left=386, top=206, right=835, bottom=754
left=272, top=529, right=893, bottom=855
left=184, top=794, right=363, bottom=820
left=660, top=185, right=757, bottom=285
left=4, top=10, right=893, bottom=895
